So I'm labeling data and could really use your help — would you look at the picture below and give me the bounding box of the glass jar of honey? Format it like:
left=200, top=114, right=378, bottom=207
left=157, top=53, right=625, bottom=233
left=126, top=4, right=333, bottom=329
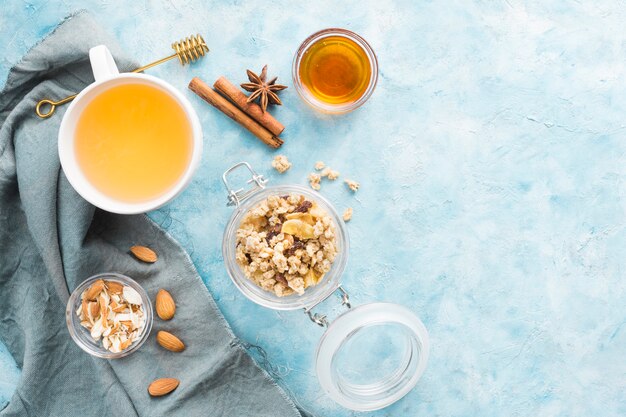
left=293, top=28, right=378, bottom=113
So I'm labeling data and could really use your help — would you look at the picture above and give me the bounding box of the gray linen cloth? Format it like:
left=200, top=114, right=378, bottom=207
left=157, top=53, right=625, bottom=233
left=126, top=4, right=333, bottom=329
left=0, top=11, right=304, bottom=417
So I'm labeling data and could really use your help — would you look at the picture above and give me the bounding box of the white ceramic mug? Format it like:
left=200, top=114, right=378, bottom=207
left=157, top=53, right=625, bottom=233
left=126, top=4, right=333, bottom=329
left=58, top=45, right=203, bottom=214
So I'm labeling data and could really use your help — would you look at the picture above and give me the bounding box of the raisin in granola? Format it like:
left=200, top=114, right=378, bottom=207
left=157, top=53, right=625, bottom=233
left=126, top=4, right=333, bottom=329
left=294, top=201, right=313, bottom=213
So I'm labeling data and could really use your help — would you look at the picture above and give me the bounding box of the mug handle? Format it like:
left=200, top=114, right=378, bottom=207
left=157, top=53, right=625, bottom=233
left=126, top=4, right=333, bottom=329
left=89, top=45, right=119, bottom=82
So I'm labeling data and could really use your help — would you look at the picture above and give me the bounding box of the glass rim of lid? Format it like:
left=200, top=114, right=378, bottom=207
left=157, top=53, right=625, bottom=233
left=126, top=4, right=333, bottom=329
left=316, top=302, right=430, bottom=411
left=292, top=28, right=379, bottom=114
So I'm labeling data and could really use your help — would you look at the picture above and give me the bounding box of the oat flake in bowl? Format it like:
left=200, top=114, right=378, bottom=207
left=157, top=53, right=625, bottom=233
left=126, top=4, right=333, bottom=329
left=236, top=193, right=338, bottom=296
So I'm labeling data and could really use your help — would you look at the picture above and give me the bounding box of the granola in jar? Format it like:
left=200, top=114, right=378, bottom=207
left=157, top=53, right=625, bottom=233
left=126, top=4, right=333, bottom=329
left=235, top=193, right=338, bottom=296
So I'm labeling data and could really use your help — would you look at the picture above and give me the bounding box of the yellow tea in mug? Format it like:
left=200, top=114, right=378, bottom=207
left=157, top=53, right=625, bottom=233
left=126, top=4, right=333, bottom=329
left=75, top=83, right=192, bottom=203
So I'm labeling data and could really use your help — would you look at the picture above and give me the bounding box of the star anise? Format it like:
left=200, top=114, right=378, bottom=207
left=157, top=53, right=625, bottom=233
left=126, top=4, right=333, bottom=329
left=240, top=65, right=287, bottom=113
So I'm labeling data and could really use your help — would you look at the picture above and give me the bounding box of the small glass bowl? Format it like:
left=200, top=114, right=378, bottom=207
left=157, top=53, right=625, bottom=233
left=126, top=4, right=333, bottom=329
left=222, top=184, right=349, bottom=311
left=292, top=28, right=379, bottom=114
left=66, top=272, right=153, bottom=359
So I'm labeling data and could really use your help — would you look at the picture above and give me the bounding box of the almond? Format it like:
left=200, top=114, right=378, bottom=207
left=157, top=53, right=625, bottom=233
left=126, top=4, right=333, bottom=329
left=99, top=293, right=108, bottom=320
left=130, top=245, right=158, bottom=263
left=105, top=280, right=124, bottom=294
left=148, top=378, right=179, bottom=397
left=110, top=300, right=126, bottom=313
left=80, top=298, right=88, bottom=319
left=87, top=301, right=100, bottom=319
left=155, top=289, right=176, bottom=320
left=84, top=279, right=105, bottom=301
left=156, top=331, right=185, bottom=352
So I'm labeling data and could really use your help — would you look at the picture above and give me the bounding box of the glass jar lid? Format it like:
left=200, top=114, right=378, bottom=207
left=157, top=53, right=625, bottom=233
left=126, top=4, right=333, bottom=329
left=315, top=302, right=429, bottom=411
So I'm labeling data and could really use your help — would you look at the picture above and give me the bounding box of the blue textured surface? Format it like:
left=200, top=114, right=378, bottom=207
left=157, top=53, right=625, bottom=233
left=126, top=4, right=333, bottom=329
left=2, top=1, right=626, bottom=416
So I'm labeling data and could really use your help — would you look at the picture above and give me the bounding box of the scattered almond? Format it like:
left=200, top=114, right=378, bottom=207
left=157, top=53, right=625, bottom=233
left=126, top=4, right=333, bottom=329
left=148, top=378, right=179, bottom=397
left=130, top=245, right=158, bottom=263
left=156, top=331, right=185, bottom=352
left=155, top=289, right=176, bottom=320
left=314, top=161, right=325, bottom=170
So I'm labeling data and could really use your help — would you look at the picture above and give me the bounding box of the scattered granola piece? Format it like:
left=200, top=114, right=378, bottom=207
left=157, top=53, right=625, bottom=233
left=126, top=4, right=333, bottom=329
left=314, top=161, right=325, bottom=170
left=308, top=173, right=321, bottom=190
left=343, top=208, right=353, bottom=222
left=272, top=155, right=292, bottom=173
left=321, top=167, right=340, bottom=180
left=345, top=179, right=360, bottom=192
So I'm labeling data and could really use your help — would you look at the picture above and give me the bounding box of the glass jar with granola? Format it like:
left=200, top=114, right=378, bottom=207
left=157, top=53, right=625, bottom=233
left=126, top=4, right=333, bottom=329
left=222, top=163, right=349, bottom=311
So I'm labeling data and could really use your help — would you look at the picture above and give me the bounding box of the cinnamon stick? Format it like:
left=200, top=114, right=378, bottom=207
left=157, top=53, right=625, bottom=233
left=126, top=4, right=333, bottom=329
left=213, top=76, right=285, bottom=136
left=188, top=77, right=283, bottom=148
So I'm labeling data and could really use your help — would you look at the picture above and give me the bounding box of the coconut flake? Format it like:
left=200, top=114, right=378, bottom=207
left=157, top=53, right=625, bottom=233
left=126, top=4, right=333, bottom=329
left=111, top=336, right=121, bottom=353
left=115, top=313, right=132, bottom=322
left=90, top=318, right=104, bottom=339
left=123, top=287, right=142, bottom=305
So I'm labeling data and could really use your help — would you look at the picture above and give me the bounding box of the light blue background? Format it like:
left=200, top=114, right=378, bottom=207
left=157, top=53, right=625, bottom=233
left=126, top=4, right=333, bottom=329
left=1, top=1, right=626, bottom=416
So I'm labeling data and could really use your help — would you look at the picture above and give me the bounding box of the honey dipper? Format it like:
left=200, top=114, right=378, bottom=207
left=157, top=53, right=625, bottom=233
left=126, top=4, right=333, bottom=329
left=35, top=34, right=209, bottom=118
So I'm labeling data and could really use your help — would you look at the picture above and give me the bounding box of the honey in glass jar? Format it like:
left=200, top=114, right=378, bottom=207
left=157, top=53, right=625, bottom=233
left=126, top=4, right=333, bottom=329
left=293, top=29, right=378, bottom=113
